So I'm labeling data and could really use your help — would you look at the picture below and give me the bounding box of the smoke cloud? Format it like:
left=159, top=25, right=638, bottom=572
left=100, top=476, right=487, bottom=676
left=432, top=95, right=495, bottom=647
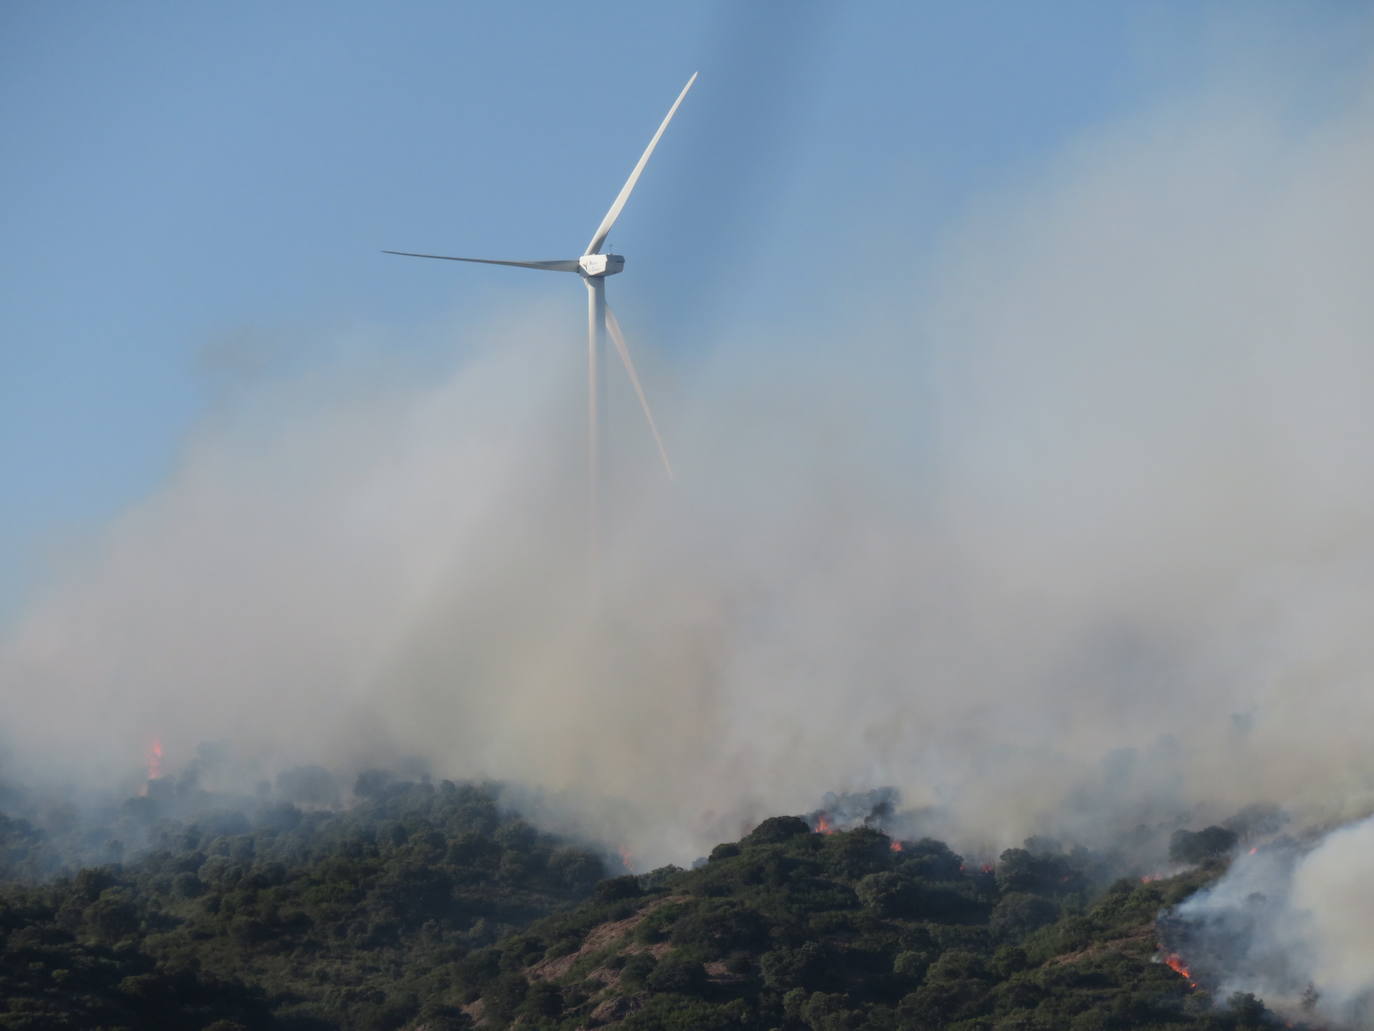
left=4, top=26, right=1373, bottom=919
left=1169, top=816, right=1374, bottom=1026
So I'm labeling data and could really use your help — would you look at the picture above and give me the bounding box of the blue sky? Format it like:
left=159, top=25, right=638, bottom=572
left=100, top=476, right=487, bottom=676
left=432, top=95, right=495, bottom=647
left=2, top=1, right=1369, bottom=623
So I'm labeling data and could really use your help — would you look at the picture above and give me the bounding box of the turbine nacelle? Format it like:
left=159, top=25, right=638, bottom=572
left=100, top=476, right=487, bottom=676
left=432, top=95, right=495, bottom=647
left=578, top=253, right=625, bottom=278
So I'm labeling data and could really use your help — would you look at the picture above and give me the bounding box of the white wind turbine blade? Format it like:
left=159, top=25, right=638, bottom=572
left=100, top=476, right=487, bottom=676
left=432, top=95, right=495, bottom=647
left=585, top=72, right=698, bottom=256
left=382, top=250, right=582, bottom=272
left=604, top=302, right=673, bottom=479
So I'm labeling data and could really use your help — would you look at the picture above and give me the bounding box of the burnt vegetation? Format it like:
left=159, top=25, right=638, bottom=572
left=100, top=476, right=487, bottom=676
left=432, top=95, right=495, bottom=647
left=0, top=774, right=1304, bottom=1030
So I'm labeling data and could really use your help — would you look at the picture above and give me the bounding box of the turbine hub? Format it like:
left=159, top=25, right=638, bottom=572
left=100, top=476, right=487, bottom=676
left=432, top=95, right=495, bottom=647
left=579, top=253, right=625, bottom=278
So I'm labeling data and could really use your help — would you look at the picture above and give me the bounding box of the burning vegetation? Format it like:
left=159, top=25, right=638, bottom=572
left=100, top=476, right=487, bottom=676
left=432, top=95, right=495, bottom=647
left=1162, top=950, right=1198, bottom=989
left=0, top=765, right=1354, bottom=1030
left=145, top=738, right=163, bottom=782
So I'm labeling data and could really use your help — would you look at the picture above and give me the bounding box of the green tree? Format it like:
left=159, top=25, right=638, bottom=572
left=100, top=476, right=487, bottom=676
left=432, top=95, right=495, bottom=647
left=1169, top=826, right=1238, bottom=865
left=743, top=815, right=812, bottom=846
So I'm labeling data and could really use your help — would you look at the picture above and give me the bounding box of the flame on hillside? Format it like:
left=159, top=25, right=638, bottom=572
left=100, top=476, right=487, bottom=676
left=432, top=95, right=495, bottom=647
left=1160, top=950, right=1198, bottom=989
left=140, top=738, right=164, bottom=795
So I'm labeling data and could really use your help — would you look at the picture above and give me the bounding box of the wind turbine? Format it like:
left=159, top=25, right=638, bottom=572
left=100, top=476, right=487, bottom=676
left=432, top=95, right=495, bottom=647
left=385, top=73, right=696, bottom=565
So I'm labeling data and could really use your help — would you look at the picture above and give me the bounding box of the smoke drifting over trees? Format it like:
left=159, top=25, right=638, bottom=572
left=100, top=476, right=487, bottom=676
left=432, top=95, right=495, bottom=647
left=1167, top=816, right=1374, bottom=1027
left=3, top=22, right=1374, bottom=1025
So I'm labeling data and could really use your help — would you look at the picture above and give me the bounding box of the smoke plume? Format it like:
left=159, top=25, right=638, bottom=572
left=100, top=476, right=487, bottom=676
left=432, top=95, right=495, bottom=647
left=3, top=26, right=1374, bottom=909
left=1168, top=816, right=1374, bottom=1027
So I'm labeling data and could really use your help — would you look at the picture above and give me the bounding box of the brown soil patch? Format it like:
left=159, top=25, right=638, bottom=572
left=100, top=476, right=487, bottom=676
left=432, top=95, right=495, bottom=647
left=527, top=895, right=688, bottom=983
left=1048, top=926, right=1154, bottom=966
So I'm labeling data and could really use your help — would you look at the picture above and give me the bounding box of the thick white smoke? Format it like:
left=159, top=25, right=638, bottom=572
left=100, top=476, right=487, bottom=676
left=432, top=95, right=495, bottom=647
left=1291, top=820, right=1374, bottom=1017
left=1171, top=816, right=1374, bottom=1027
left=3, top=39, right=1373, bottom=889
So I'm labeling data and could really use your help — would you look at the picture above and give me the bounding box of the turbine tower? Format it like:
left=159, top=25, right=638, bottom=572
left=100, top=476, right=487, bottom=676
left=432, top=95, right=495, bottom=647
left=385, top=73, right=696, bottom=569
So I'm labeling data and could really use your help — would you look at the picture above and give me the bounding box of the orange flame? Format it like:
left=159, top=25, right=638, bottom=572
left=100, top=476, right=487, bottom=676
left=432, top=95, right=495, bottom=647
left=146, top=739, right=163, bottom=781
left=815, top=815, right=834, bottom=835
left=617, top=845, right=634, bottom=871
left=890, top=840, right=903, bottom=852
left=1162, top=952, right=1198, bottom=989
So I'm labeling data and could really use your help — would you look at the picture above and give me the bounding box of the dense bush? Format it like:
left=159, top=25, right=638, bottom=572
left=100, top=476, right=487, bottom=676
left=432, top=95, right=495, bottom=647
left=1169, top=825, right=1240, bottom=865
left=438, top=815, right=1275, bottom=1030
left=0, top=778, right=606, bottom=1030
left=2, top=779, right=1287, bottom=1031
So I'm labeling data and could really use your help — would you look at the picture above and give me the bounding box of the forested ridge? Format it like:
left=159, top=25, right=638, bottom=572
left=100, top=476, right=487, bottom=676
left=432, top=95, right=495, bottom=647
left=0, top=774, right=1296, bottom=1030
left=1, top=777, right=606, bottom=1029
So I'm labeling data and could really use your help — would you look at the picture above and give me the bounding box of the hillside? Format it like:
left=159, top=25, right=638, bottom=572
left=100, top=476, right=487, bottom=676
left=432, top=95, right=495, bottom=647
left=0, top=778, right=607, bottom=1030
left=454, top=816, right=1272, bottom=1031
left=0, top=779, right=1299, bottom=1030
